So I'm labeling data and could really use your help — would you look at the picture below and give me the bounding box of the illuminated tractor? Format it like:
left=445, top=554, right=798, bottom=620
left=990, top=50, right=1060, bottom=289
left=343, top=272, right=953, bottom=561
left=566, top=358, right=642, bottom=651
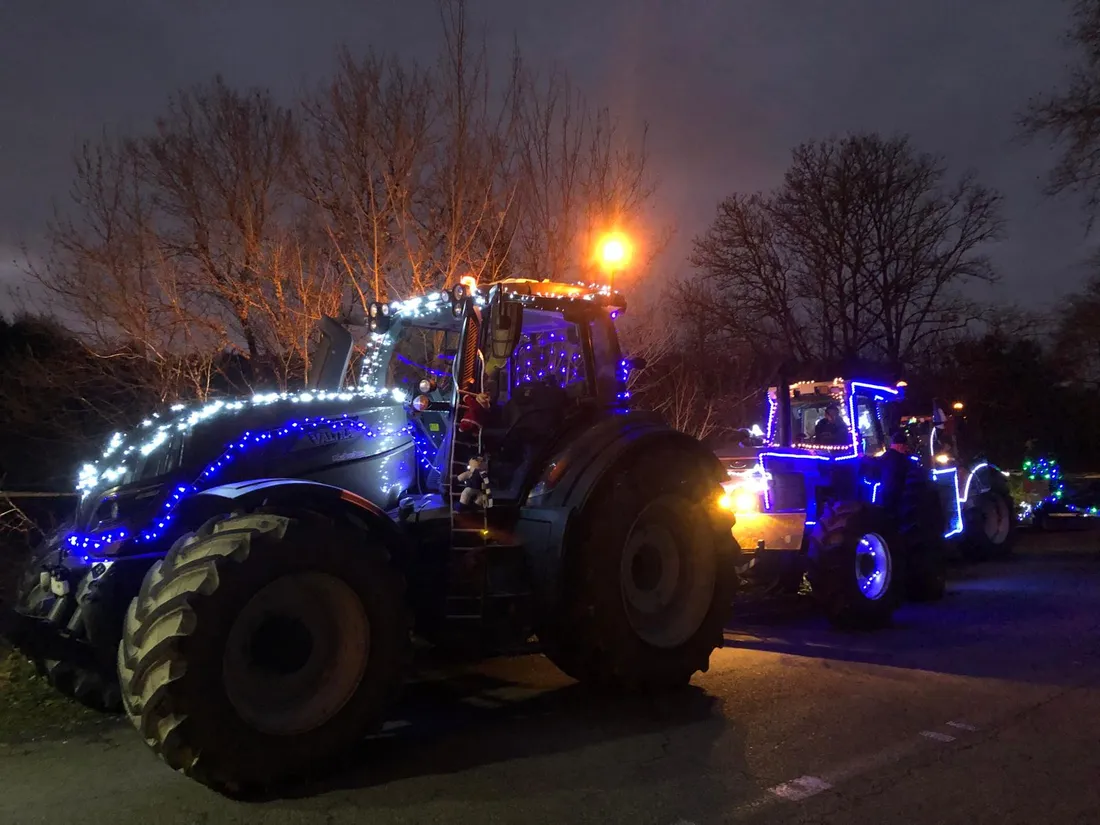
left=0, top=278, right=738, bottom=793
left=719, top=373, right=950, bottom=629
left=899, top=401, right=1015, bottom=561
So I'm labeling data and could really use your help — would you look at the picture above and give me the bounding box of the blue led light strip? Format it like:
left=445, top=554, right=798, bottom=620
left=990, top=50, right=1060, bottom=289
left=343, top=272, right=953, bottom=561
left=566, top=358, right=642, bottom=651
left=394, top=352, right=450, bottom=378
left=65, top=417, right=414, bottom=554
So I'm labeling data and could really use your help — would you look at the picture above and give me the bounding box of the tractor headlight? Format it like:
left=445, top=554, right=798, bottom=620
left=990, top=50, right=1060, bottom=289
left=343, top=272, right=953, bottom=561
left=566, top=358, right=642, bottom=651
left=721, top=462, right=771, bottom=514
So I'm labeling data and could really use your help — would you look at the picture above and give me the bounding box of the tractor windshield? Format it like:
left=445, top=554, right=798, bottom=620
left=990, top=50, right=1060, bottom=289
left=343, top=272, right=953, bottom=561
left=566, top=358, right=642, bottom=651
left=356, top=298, right=463, bottom=394
left=506, top=309, right=588, bottom=397
left=384, top=325, right=460, bottom=397
left=789, top=395, right=850, bottom=443
left=852, top=394, right=886, bottom=454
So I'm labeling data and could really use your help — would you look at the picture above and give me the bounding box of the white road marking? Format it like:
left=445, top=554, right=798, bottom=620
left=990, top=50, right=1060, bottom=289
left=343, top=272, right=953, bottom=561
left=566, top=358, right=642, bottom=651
left=946, top=720, right=979, bottom=731
left=752, top=720, right=983, bottom=814
left=920, top=730, right=956, bottom=742
left=769, top=775, right=833, bottom=801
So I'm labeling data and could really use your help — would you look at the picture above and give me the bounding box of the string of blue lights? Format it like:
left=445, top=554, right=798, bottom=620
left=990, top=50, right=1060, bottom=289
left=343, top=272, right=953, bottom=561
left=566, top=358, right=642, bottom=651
left=65, top=417, right=415, bottom=555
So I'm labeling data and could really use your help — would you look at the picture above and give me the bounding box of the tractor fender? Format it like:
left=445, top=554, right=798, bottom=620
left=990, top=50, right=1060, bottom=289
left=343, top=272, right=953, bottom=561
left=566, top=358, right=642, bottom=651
left=520, top=413, right=730, bottom=614
left=173, top=478, right=409, bottom=558
left=528, top=411, right=726, bottom=512
left=958, top=461, right=1011, bottom=510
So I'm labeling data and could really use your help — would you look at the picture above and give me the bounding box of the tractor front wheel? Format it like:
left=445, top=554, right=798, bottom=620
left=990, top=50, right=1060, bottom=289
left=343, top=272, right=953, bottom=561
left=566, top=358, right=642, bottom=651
left=541, top=446, right=738, bottom=691
left=807, top=502, right=904, bottom=629
left=117, top=510, right=408, bottom=794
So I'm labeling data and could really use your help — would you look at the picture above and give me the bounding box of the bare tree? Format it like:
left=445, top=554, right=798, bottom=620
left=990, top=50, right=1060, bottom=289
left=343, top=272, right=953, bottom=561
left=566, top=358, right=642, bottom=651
left=26, top=136, right=226, bottom=404
left=689, top=133, right=1003, bottom=370
left=1020, top=0, right=1100, bottom=221
left=1053, top=271, right=1100, bottom=386
left=133, top=76, right=300, bottom=364
left=299, top=49, right=436, bottom=304
left=510, top=68, right=659, bottom=283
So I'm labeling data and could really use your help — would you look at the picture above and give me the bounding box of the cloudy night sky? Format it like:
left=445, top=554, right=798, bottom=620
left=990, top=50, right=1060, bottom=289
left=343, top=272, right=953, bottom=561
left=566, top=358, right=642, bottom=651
left=0, top=0, right=1089, bottom=312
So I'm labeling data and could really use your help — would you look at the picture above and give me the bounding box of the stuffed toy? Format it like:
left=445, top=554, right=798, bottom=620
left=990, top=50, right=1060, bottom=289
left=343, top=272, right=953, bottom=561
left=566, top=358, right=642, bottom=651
left=458, top=391, right=491, bottom=434
left=456, top=455, right=490, bottom=510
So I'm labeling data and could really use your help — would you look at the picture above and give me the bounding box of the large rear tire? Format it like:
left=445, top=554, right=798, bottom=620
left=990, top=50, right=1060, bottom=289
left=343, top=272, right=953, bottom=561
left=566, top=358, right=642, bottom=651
left=899, top=478, right=948, bottom=602
left=540, top=445, right=739, bottom=691
left=117, top=510, right=408, bottom=794
left=808, top=502, right=904, bottom=629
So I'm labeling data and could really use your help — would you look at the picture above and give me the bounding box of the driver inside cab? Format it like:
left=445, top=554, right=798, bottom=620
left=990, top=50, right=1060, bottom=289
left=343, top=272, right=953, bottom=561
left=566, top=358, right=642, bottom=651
left=814, top=403, right=849, bottom=444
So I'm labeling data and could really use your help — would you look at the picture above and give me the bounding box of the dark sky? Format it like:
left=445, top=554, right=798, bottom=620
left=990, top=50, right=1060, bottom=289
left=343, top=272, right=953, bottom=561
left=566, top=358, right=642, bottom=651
left=0, top=0, right=1091, bottom=311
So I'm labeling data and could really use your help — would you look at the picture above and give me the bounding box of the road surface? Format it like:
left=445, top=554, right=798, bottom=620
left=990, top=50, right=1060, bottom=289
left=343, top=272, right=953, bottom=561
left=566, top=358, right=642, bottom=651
left=2, top=531, right=1098, bottom=825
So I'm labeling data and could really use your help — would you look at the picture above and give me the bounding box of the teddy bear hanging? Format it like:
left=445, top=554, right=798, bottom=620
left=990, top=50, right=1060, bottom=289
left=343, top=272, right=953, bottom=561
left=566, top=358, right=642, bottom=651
left=456, top=455, right=491, bottom=510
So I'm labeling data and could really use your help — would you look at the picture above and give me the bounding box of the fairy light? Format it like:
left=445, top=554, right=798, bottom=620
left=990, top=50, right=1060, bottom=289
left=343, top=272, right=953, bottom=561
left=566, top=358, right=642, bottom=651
left=76, top=279, right=626, bottom=504
left=75, top=386, right=398, bottom=496
left=67, top=417, right=415, bottom=553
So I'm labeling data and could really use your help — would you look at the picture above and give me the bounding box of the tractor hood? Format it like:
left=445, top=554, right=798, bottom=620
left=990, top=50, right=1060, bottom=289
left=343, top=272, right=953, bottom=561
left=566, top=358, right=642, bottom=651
left=71, top=387, right=412, bottom=535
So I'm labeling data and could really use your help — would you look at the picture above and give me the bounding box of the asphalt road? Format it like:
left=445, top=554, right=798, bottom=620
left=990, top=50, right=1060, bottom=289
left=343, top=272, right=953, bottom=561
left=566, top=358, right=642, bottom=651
left=2, top=530, right=1099, bottom=825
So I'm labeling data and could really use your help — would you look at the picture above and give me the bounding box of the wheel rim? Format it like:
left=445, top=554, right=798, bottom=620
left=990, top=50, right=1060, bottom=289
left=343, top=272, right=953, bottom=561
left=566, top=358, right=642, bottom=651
left=983, top=496, right=1011, bottom=545
left=222, top=572, right=369, bottom=736
left=854, top=532, right=891, bottom=600
left=619, top=496, right=717, bottom=649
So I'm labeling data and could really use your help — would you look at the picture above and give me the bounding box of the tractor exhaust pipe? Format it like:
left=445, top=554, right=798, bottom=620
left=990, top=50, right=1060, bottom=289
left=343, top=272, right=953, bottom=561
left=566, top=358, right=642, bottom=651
left=777, top=364, right=793, bottom=448
left=306, top=316, right=353, bottom=391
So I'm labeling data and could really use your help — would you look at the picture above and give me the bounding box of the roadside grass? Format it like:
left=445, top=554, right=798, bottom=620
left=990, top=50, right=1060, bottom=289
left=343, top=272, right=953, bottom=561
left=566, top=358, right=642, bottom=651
left=0, top=647, right=112, bottom=743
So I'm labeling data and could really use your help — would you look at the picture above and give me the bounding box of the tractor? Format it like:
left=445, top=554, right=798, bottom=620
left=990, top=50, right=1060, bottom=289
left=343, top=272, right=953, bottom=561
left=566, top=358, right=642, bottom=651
left=899, top=400, right=1015, bottom=560
left=717, top=373, right=949, bottom=628
left=0, top=278, right=739, bottom=793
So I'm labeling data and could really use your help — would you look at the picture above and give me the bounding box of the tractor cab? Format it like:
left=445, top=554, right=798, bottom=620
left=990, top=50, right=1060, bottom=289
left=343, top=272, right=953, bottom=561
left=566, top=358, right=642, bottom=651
left=770, top=378, right=896, bottom=456
left=355, top=278, right=633, bottom=513
left=346, top=277, right=639, bottom=630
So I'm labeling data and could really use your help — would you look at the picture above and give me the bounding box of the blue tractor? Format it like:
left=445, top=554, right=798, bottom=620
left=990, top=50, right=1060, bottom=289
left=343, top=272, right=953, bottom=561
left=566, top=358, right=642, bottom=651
left=719, top=374, right=951, bottom=628
left=1, top=279, right=739, bottom=793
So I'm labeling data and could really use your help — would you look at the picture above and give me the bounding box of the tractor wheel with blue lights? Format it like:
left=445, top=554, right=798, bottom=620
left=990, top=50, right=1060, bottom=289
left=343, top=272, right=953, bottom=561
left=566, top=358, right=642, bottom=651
left=117, top=509, right=409, bottom=794
left=962, top=490, right=1015, bottom=561
left=899, top=478, right=948, bottom=602
left=9, top=550, right=123, bottom=712
left=807, top=502, right=904, bottom=629
left=540, top=446, right=739, bottom=692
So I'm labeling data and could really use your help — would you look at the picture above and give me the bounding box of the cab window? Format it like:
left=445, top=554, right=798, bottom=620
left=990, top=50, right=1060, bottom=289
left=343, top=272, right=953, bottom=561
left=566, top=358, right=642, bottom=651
left=854, top=396, right=885, bottom=454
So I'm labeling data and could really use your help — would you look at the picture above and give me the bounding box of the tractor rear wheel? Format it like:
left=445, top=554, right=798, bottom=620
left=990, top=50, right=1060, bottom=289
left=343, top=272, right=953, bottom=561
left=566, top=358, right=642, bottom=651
left=541, top=446, right=738, bottom=691
left=807, top=502, right=904, bottom=629
left=962, top=490, right=1015, bottom=561
left=899, top=479, right=948, bottom=602
left=117, top=510, right=408, bottom=794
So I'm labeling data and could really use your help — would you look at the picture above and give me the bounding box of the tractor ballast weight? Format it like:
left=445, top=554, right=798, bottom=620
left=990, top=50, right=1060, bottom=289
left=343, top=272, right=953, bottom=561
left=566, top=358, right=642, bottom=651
left=1, top=277, right=739, bottom=794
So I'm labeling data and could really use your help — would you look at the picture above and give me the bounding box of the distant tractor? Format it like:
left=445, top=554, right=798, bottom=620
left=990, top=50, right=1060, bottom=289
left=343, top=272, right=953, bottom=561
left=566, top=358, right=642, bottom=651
left=899, top=401, right=1015, bottom=560
left=1, top=279, right=739, bottom=793
left=718, top=374, right=950, bottom=629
